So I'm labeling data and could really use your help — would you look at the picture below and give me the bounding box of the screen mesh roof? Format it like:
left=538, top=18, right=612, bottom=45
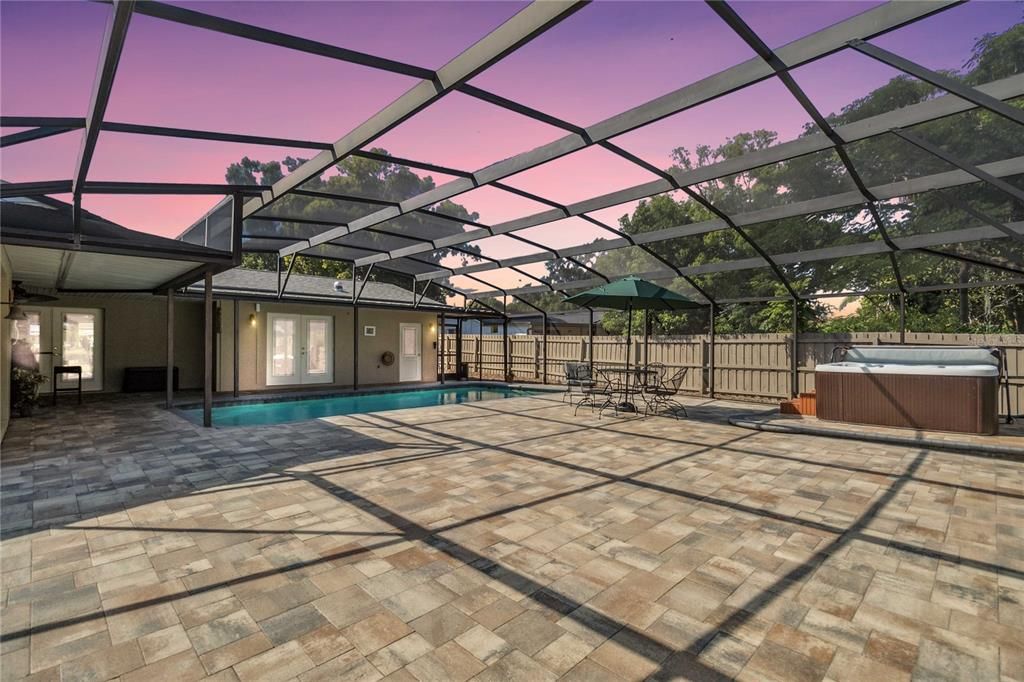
left=1, top=0, right=1021, bottom=316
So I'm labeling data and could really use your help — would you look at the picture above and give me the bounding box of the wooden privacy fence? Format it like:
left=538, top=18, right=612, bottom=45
left=446, top=332, right=1023, bottom=415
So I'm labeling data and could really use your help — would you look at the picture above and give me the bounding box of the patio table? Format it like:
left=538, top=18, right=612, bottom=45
left=601, top=366, right=655, bottom=413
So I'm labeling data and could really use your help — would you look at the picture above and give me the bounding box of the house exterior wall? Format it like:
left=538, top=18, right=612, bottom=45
left=219, top=300, right=438, bottom=392
left=1, top=247, right=13, bottom=439
left=18, top=293, right=205, bottom=392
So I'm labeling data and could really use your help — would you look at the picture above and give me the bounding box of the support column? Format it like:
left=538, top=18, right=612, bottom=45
left=166, top=288, right=174, bottom=409
left=456, top=318, right=463, bottom=379
left=440, top=312, right=446, bottom=384
left=643, top=311, right=650, bottom=367
left=708, top=302, right=716, bottom=399
left=477, top=320, right=482, bottom=379
left=353, top=306, right=360, bottom=390
left=203, top=271, right=213, bottom=427
left=232, top=299, right=240, bottom=397
left=588, top=308, right=595, bottom=376
left=791, top=299, right=799, bottom=398
left=899, top=292, right=906, bottom=344
left=501, top=303, right=509, bottom=382
left=541, top=312, right=548, bottom=385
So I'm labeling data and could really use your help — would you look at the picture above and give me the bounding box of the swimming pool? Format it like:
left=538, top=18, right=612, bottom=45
left=179, top=385, right=545, bottom=426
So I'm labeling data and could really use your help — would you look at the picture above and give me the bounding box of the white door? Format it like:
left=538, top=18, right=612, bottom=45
left=399, top=323, right=422, bottom=382
left=12, top=307, right=104, bottom=392
left=266, top=313, right=333, bottom=386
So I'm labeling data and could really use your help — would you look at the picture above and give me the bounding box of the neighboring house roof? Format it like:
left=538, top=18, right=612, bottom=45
left=186, top=268, right=449, bottom=308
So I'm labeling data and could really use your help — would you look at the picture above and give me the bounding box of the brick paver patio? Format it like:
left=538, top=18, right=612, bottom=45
left=1, top=393, right=1022, bottom=681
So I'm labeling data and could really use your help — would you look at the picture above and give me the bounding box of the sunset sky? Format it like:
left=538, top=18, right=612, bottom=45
left=1, top=0, right=1020, bottom=282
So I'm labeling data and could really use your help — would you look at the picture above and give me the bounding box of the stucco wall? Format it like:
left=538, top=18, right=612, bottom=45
left=1, top=247, right=13, bottom=439
left=219, top=300, right=438, bottom=392
left=21, top=293, right=205, bottom=392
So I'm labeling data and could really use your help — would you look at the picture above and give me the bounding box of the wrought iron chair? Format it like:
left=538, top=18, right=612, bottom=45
left=575, top=367, right=615, bottom=417
left=645, top=367, right=689, bottom=418
left=637, top=362, right=666, bottom=413
left=563, top=362, right=596, bottom=403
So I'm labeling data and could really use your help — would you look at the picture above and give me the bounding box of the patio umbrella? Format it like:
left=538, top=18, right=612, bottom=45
left=564, top=276, right=704, bottom=411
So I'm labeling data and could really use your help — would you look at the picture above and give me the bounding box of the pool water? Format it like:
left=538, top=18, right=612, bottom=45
left=180, top=385, right=544, bottom=426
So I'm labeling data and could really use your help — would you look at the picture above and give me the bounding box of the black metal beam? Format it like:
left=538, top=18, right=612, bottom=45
left=103, top=120, right=330, bottom=150
left=278, top=254, right=297, bottom=299
left=707, top=0, right=908, bottom=295
left=83, top=181, right=267, bottom=195
left=1, top=116, right=86, bottom=128
left=917, top=247, right=1024, bottom=277
left=850, top=39, right=1024, bottom=127
left=893, top=129, right=1024, bottom=205
left=0, top=180, right=74, bottom=197
left=353, top=262, right=374, bottom=304
left=129, top=0, right=436, bottom=80
left=601, top=139, right=799, bottom=299
left=0, top=126, right=77, bottom=148
left=73, top=0, right=135, bottom=241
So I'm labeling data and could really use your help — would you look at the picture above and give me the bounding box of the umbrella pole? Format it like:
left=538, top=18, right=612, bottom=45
left=625, top=304, right=633, bottom=410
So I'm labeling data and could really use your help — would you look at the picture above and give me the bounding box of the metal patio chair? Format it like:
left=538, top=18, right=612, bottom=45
left=575, top=367, right=615, bottom=417
left=644, top=367, right=689, bottom=418
left=637, top=362, right=666, bottom=414
left=562, top=362, right=596, bottom=403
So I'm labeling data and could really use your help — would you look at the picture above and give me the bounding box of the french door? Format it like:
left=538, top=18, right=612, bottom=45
left=12, top=308, right=104, bottom=392
left=266, top=314, right=333, bottom=386
left=399, top=323, right=422, bottom=382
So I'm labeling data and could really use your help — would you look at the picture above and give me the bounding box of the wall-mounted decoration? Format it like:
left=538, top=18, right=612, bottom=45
left=364, top=325, right=376, bottom=337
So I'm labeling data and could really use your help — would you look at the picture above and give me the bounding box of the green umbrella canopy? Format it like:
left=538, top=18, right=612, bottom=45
left=563, top=276, right=705, bottom=311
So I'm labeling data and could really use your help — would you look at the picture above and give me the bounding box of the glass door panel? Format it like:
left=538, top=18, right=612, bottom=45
left=59, top=311, right=102, bottom=390
left=267, top=314, right=299, bottom=385
left=300, top=316, right=332, bottom=384
left=267, top=314, right=333, bottom=385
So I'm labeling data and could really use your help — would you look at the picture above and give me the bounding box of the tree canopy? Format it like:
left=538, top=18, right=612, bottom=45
left=228, top=150, right=479, bottom=293
left=585, top=21, right=1023, bottom=334
left=226, top=20, right=1022, bottom=333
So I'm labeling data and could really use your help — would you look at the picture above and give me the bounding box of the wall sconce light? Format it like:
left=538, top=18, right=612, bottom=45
left=429, top=323, right=436, bottom=333
left=249, top=313, right=257, bottom=327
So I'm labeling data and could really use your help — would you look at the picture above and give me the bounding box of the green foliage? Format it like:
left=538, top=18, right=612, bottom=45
left=229, top=149, right=480, bottom=289
left=575, top=21, right=1024, bottom=334
left=11, top=365, right=47, bottom=416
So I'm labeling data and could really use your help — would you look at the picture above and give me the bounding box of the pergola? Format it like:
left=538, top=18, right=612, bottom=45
left=2, top=0, right=1022, bottom=411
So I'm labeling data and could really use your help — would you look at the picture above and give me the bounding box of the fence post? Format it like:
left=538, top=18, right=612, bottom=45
left=791, top=300, right=799, bottom=398
left=533, top=337, right=539, bottom=380
left=541, top=312, right=548, bottom=384
left=899, top=291, right=906, bottom=344
left=709, top=303, right=716, bottom=399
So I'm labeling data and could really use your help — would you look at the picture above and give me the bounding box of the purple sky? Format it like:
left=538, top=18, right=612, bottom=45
left=2, top=0, right=1020, bottom=276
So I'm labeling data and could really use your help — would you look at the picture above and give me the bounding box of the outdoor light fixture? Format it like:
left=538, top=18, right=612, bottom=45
left=249, top=313, right=257, bottom=327
left=4, top=304, right=28, bottom=321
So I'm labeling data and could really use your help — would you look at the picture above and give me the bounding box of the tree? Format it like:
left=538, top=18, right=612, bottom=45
left=585, top=19, right=1024, bottom=334
left=228, top=150, right=480, bottom=291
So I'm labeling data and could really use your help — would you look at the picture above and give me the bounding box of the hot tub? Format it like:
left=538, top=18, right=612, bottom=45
left=815, top=346, right=1001, bottom=435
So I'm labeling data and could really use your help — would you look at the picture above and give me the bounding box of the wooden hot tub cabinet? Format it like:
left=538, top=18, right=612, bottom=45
left=814, top=346, right=1001, bottom=436
left=815, top=371, right=999, bottom=435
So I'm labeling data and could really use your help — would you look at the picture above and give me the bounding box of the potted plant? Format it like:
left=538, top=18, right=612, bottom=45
left=11, top=366, right=47, bottom=417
